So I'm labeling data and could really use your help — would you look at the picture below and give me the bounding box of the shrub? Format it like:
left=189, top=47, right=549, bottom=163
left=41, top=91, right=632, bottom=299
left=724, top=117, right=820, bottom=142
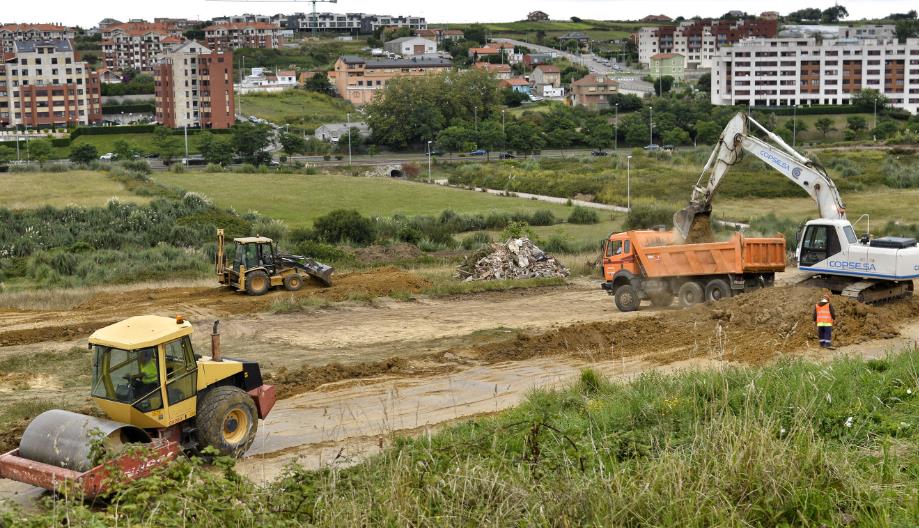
left=290, top=239, right=354, bottom=264
left=529, top=209, right=556, bottom=226
left=402, top=162, right=421, bottom=179
left=567, top=206, right=600, bottom=225
left=312, top=209, right=375, bottom=245
left=205, top=163, right=223, bottom=173
left=461, top=231, right=492, bottom=250
left=119, top=159, right=151, bottom=174
left=501, top=221, right=534, bottom=240
left=625, top=204, right=676, bottom=230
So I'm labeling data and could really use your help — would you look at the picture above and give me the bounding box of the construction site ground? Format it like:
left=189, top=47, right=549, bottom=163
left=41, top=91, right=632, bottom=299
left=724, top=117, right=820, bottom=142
left=2, top=268, right=919, bottom=504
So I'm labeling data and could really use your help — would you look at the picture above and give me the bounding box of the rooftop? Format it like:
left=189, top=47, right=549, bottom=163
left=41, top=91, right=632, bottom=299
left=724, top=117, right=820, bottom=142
left=340, top=55, right=452, bottom=68
left=386, top=36, right=434, bottom=44
left=0, top=23, right=70, bottom=32
left=90, top=315, right=193, bottom=350
left=14, top=39, right=72, bottom=53
left=534, top=64, right=560, bottom=73
left=205, top=22, right=280, bottom=31
left=650, top=52, right=683, bottom=60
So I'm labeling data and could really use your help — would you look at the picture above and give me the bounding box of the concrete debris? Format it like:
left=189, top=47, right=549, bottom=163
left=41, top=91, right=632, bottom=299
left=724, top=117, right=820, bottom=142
left=457, top=238, right=569, bottom=281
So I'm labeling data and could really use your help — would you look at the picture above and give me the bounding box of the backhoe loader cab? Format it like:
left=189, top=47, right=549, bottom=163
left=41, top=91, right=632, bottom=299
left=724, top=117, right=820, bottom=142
left=216, top=229, right=333, bottom=295
left=0, top=316, right=276, bottom=497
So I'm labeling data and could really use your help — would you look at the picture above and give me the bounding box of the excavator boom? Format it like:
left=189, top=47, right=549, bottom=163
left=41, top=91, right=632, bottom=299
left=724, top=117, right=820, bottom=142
left=674, top=113, right=847, bottom=241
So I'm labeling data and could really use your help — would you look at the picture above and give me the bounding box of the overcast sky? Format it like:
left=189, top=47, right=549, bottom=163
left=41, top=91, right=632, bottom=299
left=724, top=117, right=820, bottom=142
left=1, top=1, right=913, bottom=28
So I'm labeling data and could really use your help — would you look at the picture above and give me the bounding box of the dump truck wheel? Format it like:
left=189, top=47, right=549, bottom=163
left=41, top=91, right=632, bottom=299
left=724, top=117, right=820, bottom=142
left=705, top=279, right=731, bottom=302
left=245, top=271, right=271, bottom=296
left=678, top=282, right=704, bottom=307
left=614, top=284, right=640, bottom=312
left=283, top=274, right=304, bottom=292
left=650, top=293, right=674, bottom=308
left=196, top=386, right=258, bottom=457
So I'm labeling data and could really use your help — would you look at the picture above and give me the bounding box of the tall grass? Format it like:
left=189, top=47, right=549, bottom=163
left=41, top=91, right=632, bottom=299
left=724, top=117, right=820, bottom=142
left=9, top=351, right=918, bottom=526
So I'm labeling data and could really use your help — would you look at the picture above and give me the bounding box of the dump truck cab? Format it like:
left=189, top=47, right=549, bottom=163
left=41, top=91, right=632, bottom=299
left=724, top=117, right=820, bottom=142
left=216, top=229, right=333, bottom=295
left=601, top=232, right=640, bottom=281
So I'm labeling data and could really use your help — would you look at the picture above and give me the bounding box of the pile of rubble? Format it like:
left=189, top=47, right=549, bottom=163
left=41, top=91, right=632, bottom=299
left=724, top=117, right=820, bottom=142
left=457, top=238, right=570, bottom=281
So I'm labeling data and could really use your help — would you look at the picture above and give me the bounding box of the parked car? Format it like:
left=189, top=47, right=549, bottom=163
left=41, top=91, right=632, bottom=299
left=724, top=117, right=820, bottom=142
left=498, top=152, right=515, bottom=159
left=99, top=152, right=114, bottom=161
left=591, top=150, right=608, bottom=157
left=662, top=144, right=675, bottom=151
left=469, top=149, right=488, bottom=156
left=643, top=144, right=661, bottom=152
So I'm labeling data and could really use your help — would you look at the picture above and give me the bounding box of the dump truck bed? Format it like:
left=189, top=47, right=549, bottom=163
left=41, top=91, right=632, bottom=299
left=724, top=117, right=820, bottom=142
left=631, top=231, right=785, bottom=278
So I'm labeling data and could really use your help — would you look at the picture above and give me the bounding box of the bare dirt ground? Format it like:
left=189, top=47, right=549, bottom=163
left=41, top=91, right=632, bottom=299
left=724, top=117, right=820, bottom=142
left=2, top=270, right=918, bottom=504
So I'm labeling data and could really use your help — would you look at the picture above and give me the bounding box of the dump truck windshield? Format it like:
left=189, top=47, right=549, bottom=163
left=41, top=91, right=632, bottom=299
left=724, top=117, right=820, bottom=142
left=91, top=345, right=163, bottom=412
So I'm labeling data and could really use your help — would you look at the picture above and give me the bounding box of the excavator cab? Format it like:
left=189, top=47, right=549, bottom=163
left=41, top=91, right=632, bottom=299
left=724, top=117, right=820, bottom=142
left=798, top=223, right=843, bottom=267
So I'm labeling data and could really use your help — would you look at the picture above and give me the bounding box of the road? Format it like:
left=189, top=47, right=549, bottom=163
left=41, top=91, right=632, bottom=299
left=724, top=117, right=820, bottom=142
left=493, top=38, right=614, bottom=74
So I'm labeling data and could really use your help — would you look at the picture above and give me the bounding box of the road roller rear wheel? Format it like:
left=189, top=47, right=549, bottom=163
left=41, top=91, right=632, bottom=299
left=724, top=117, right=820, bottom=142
left=195, top=386, right=258, bottom=457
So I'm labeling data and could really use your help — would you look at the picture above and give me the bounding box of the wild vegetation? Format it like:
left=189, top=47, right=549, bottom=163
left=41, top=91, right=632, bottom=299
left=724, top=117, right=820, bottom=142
left=5, top=350, right=917, bottom=526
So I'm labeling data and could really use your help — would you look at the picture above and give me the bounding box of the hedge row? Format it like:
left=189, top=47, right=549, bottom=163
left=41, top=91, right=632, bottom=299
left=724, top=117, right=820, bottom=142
left=101, top=103, right=155, bottom=115
left=752, top=104, right=910, bottom=120
left=70, top=126, right=233, bottom=139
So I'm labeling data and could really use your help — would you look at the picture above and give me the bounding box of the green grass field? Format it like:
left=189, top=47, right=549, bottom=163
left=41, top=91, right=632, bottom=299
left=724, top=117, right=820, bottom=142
left=239, top=90, right=353, bottom=131
left=771, top=113, right=875, bottom=144
left=155, top=172, right=581, bottom=228
left=47, top=133, right=208, bottom=159
left=0, top=171, right=149, bottom=209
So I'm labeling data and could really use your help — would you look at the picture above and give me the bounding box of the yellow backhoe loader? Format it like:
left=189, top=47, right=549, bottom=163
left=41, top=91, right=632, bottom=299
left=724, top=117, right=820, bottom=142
left=216, top=229, right=333, bottom=295
left=0, top=315, right=276, bottom=497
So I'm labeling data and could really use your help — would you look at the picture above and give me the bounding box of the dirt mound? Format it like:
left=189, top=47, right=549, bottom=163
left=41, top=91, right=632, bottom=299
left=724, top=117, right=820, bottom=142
left=269, top=355, right=452, bottom=399
left=351, top=244, right=424, bottom=264
left=0, top=320, right=119, bottom=347
left=314, top=267, right=431, bottom=302
left=469, top=287, right=919, bottom=365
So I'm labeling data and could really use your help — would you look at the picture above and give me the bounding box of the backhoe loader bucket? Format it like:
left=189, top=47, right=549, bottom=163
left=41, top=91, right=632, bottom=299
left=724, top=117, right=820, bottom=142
left=673, top=203, right=713, bottom=243
left=279, top=255, right=334, bottom=287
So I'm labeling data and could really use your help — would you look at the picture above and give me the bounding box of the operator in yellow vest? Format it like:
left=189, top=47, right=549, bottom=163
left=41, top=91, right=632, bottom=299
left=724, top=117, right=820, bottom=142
left=136, top=348, right=160, bottom=397
left=813, top=296, right=836, bottom=349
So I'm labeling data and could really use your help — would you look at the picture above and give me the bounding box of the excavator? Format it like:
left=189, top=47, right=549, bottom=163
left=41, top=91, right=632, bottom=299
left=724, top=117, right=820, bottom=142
left=674, top=112, right=918, bottom=304
left=0, top=316, right=275, bottom=497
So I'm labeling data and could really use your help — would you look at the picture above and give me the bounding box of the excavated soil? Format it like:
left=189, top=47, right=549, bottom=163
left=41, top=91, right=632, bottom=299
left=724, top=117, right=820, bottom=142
left=0, top=268, right=430, bottom=347
left=467, top=286, right=919, bottom=366
left=350, top=244, right=424, bottom=263
left=684, top=214, right=715, bottom=244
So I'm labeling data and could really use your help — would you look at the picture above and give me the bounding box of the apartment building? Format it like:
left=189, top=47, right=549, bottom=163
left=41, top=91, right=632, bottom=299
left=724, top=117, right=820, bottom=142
left=153, top=41, right=235, bottom=129
left=360, top=15, right=427, bottom=34
left=211, top=14, right=272, bottom=25
left=0, top=24, right=74, bottom=53
left=204, top=22, right=282, bottom=51
left=102, top=22, right=183, bottom=71
left=0, top=40, right=102, bottom=128
left=638, top=17, right=777, bottom=69
left=333, top=55, right=451, bottom=105
left=650, top=53, right=685, bottom=80
left=710, top=35, right=919, bottom=114
left=296, top=12, right=364, bottom=32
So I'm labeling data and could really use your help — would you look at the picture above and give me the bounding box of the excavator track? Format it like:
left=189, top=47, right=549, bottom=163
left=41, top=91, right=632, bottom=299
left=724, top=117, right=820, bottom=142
left=798, top=276, right=914, bottom=304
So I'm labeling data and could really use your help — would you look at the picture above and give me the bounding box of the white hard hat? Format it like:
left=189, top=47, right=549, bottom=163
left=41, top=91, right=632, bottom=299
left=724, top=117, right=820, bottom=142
left=820, top=297, right=829, bottom=303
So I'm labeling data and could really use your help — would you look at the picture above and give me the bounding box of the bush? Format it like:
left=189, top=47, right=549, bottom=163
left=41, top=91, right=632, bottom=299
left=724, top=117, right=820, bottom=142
left=312, top=209, right=376, bottom=245
left=402, top=162, right=421, bottom=179
left=461, top=231, right=492, bottom=250
left=625, top=204, right=676, bottom=230
left=529, top=209, right=556, bottom=226
left=567, top=206, right=599, bottom=225
left=119, top=159, right=151, bottom=174
left=290, top=239, right=354, bottom=264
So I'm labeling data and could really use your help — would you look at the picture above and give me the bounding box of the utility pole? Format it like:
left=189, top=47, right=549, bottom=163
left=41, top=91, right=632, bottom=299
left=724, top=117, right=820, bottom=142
left=792, top=104, right=798, bottom=147
left=15, top=137, right=20, bottom=161
left=649, top=106, right=653, bottom=147
left=474, top=106, right=478, bottom=132
left=427, top=140, right=432, bottom=182
left=184, top=124, right=189, bottom=160
left=346, top=111, right=352, bottom=166
left=501, top=109, right=506, bottom=151
left=626, top=155, right=632, bottom=210
left=614, top=103, right=618, bottom=152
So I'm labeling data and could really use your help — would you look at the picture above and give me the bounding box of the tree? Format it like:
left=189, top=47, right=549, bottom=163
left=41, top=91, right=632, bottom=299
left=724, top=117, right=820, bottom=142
left=152, top=127, right=180, bottom=162
left=312, top=209, right=375, bottom=244
left=28, top=140, right=52, bottom=168
left=787, top=8, right=822, bottom=23
left=661, top=127, right=690, bottom=146
left=873, top=119, right=900, bottom=140
left=504, top=121, right=545, bottom=154
left=279, top=132, right=306, bottom=158
left=696, top=72, right=711, bottom=94
left=846, top=115, right=868, bottom=134
left=0, top=144, right=14, bottom=162
left=607, top=93, right=643, bottom=112
left=476, top=120, right=505, bottom=156
left=586, top=122, right=613, bottom=151
left=783, top=119, right=808, bottom=132
left=198, top=132, right=234, bottom=165
left=570, top=16, right=583, bottom=23
left=650, top=75, right=675, bottom=96
left=502, top=88, right=529, bottom=107
left=112, top=139, right=137, bottom=160
left=232, top=123, right=272, bottom=165
left=850, top=89, right=888, bottom=112
left=437, top=125, right=475, bottom=155
left=821, top=5, right=848, bottom=23
left=814, top=117, right=835, bottom=137
left=895, top=19, right=919, bottom=41
left=694, top=120, right=721, bottom=145
left=69, top=143, right=98, bottom=165
left=303, top=71, right=332, bottom=94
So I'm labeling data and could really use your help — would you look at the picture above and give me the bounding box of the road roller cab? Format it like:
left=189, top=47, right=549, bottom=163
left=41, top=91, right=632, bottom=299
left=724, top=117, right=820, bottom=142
left=0, top=315, right=276, bottom=497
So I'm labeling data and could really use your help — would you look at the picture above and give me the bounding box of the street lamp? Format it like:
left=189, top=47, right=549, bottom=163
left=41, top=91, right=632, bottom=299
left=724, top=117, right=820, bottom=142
left=614, top=103, right=619, bottom=152
left=501, top=109, right=506, bottom=151
left=183, top=124, right=189, bottom=161
left=792, top=104, right=798, bottom=148
left=346, top=112, right=352, bottom=167
left=649, top=106, right=653, bottom=147
left=427, top=140, right=432, bottom=182
left=626, top=155, right=632, bottom=211
left=474, top=106, right=478, bottom=132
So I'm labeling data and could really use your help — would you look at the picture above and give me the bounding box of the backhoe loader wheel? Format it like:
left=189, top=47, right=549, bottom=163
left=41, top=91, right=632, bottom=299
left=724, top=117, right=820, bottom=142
left=704, top=279, right=731, bottom=303
left=283, top=274, right=304, bottom=292
left=678, top=282, right=704, bottom=308
left=196, top=386, right=258, bottom=457
left=614, top=284, right=640, bottom=312
left=245, top=271, right=271, bottom=296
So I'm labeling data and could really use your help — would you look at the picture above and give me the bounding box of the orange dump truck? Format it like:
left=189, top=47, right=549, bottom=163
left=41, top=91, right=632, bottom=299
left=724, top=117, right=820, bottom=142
left=601, top=229, right=786, bottom=311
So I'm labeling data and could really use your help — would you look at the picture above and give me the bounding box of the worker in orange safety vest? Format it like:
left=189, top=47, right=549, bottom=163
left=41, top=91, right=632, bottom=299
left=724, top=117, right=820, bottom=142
left=812, top=296, right=836, bottom=349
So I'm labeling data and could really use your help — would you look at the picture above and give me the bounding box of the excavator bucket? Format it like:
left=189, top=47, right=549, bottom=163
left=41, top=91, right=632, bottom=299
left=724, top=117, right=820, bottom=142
left=0, top=410, right=180, bottom=497
left=279, top=254, right=334, bottom=287
left=673, top=203, right=713, bottom=243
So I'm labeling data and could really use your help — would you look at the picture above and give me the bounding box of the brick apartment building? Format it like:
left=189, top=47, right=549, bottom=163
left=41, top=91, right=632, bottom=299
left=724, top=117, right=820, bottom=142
left=0, top=40, right=102, bottom=128
left=0, top=24, right=74, bottom=53
left=102, top=22, right=184, bottom=71
left=153, top=41, right=235, bottom=129
left=638, top=17, right=778, bottom=69
left=204, top=22, right=283, bottom=51
left=332, top=55, right=451, bottom=105
left=711, top=33, right=919, bottom=114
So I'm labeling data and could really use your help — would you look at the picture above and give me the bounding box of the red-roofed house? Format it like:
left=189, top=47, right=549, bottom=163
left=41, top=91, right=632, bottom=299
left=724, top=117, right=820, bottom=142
left=500, top=77, right=531, bottom=95
left=570, top=74, right=618, bottom=110
left=0, top=24, right=74, bottom=53
left=205, top=22, right=283, bottom=51
left=473, top=62, right=512, bottom=80
left=102, top=22, right=183, bottom=71
left=531, top=64, right=561, bottom=88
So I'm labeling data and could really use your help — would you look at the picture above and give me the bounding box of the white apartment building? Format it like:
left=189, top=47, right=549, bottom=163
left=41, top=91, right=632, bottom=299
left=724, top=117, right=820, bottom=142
left=711, top=36, right=919, bottom=114
left=0, top=24, right=74, bottom=54
left=637, top=18, right=778, bottom=69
